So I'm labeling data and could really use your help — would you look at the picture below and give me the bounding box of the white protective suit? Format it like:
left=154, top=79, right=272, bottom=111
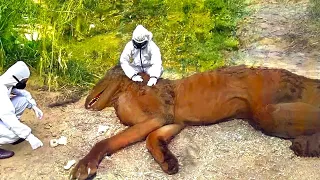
left=0, top=61, right=43, bottom=149
left=120, top=25, right=163, bottom=83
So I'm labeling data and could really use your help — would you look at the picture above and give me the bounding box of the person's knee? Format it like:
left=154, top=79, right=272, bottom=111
left=0, top=132, right=20, bottom=145
left=11, top=96, right=31, bottom=118
left=23, top=97, right=32, bottom=109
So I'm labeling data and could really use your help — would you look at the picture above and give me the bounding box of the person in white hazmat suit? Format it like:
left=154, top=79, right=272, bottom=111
left=120, top=25, right=163, bottom=86
left=0, top=61, right=44, bottom=159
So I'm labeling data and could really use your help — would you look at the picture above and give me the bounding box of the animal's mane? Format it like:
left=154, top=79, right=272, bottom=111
left=210, top=65, right=306, bottom=80
left=106, top=64, right=319, bottom=90
left=214, top=65, right=272, bottom=75
left=107, top=64, right=311, bottom=82
left=107, top=64, right=257, bottom=80
left=106, top=65, right=175, bottom=107
left=106, top=64, right=174, bottom=83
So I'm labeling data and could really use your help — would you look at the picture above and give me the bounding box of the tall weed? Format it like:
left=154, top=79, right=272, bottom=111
left=1, top=0, right=250, bottom=88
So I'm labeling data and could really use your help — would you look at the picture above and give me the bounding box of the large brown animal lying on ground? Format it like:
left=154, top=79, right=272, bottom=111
left=70, top=65, right=320, bottom=179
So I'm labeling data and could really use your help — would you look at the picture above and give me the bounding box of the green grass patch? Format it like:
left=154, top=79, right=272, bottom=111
left=1, top=0, right=251, bottom=89
left=310, top=0, right=320, bottom=18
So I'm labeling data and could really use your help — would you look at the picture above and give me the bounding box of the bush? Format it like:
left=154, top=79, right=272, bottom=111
left=310, top=0, right=320, bottom=18
left=0, top=0, right=40, bottom=71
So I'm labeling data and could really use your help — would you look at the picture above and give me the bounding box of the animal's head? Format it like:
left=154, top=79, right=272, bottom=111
left=85, top=65, right=126, bottom=110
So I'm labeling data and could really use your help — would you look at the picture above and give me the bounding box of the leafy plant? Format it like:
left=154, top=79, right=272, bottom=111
left=0, top=0, right=40, bottom=71
left=0, top=0, right=250, bottom=89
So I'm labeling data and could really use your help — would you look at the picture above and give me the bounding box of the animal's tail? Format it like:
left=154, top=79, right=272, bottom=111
left=47, top=98, right=81, bottom=107
left=47, top=89, right=86, bottom=108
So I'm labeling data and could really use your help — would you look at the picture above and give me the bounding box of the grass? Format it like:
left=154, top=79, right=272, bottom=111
left=0, top=0, right=251, bottom=90
left=310, top=0, right=320, bottom=19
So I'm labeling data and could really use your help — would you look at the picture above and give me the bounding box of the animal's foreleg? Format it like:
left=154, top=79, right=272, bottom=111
left=70, top=118, right=165, bottom=180
left=146, top=124, right=185, bottom=174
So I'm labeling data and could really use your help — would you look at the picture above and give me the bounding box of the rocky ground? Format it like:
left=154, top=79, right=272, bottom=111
left=1, top=0, right=320, bottom=179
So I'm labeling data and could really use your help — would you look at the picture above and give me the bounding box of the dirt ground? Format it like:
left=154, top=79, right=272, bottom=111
left=1, top=0, right=320, bottom=180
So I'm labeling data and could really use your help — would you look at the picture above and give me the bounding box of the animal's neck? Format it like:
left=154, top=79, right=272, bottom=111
left=110, top=78, right=138, bottom=107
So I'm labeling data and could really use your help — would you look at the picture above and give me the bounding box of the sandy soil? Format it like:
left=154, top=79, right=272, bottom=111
left=1, top=0, right=320, bottom=180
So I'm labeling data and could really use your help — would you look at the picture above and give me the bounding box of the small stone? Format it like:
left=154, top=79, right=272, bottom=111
left=63, top=160, right=76, bottom=170
left=260, top=23, right=269, bottom=29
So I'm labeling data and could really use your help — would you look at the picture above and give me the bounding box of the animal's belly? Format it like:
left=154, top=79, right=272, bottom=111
left=174, top=91, right=249, bottom=125
left=175, top=102, right=216, bottom=123
left=174, top=77, right=249, bottom=124
left=174, top=99, right=242, bottom=125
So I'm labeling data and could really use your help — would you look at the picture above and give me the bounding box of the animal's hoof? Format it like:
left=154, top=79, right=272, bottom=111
left=290, top=133, right=320, bottom=157
left=290, top=140, right=305, bottom=156
left=161, top=152, right=179, bottom=175
left=69, top=158, right=98, bottom=180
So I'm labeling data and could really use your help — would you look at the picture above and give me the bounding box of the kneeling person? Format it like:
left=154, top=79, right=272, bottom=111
left=120, top=25, right=163, bottom=86
left=0, top=61, right=44, bottom=159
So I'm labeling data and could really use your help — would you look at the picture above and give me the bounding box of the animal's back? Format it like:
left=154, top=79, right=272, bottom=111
left=173, top=65, right=320, bottom=124
left=234, top=66, right=320, bottom=108
left=173, top=66, right=252, bottom=123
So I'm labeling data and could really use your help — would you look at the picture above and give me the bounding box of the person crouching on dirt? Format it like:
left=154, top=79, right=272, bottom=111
left=0, top=61, right=44, bottom=159
left=120, top=24, right=163, bottom=86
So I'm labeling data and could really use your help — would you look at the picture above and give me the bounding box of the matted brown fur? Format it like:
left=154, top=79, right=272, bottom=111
left=70, top=65, right=320, bottom=180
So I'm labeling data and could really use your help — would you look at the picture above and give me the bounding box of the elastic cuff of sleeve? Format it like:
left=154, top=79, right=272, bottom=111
left=130, top=74, right=138, bottom=79
left=25, top=132, right=32, bottom=141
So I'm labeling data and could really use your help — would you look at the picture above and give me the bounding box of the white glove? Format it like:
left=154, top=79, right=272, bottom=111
left=147, top=77, right=158, bottom=86
left=26, top=134, right=43, bottom=150
left=32, top=106, right=43, bottom=120
left=132, top=75, right=143, bottom=82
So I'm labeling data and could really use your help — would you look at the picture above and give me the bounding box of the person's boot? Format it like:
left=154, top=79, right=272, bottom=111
left=0, top=148, right=14, bottom=159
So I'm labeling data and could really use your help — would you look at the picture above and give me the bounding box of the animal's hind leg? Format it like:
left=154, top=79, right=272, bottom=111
left=254, top=102, right=320, bottom=138
left=146, top=124, right=185, bottom=174
left=254, top=102, right=320, bottom=157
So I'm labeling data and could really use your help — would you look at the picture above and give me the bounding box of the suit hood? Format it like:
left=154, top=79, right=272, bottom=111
left=0, top=61, right=30, bottom=88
